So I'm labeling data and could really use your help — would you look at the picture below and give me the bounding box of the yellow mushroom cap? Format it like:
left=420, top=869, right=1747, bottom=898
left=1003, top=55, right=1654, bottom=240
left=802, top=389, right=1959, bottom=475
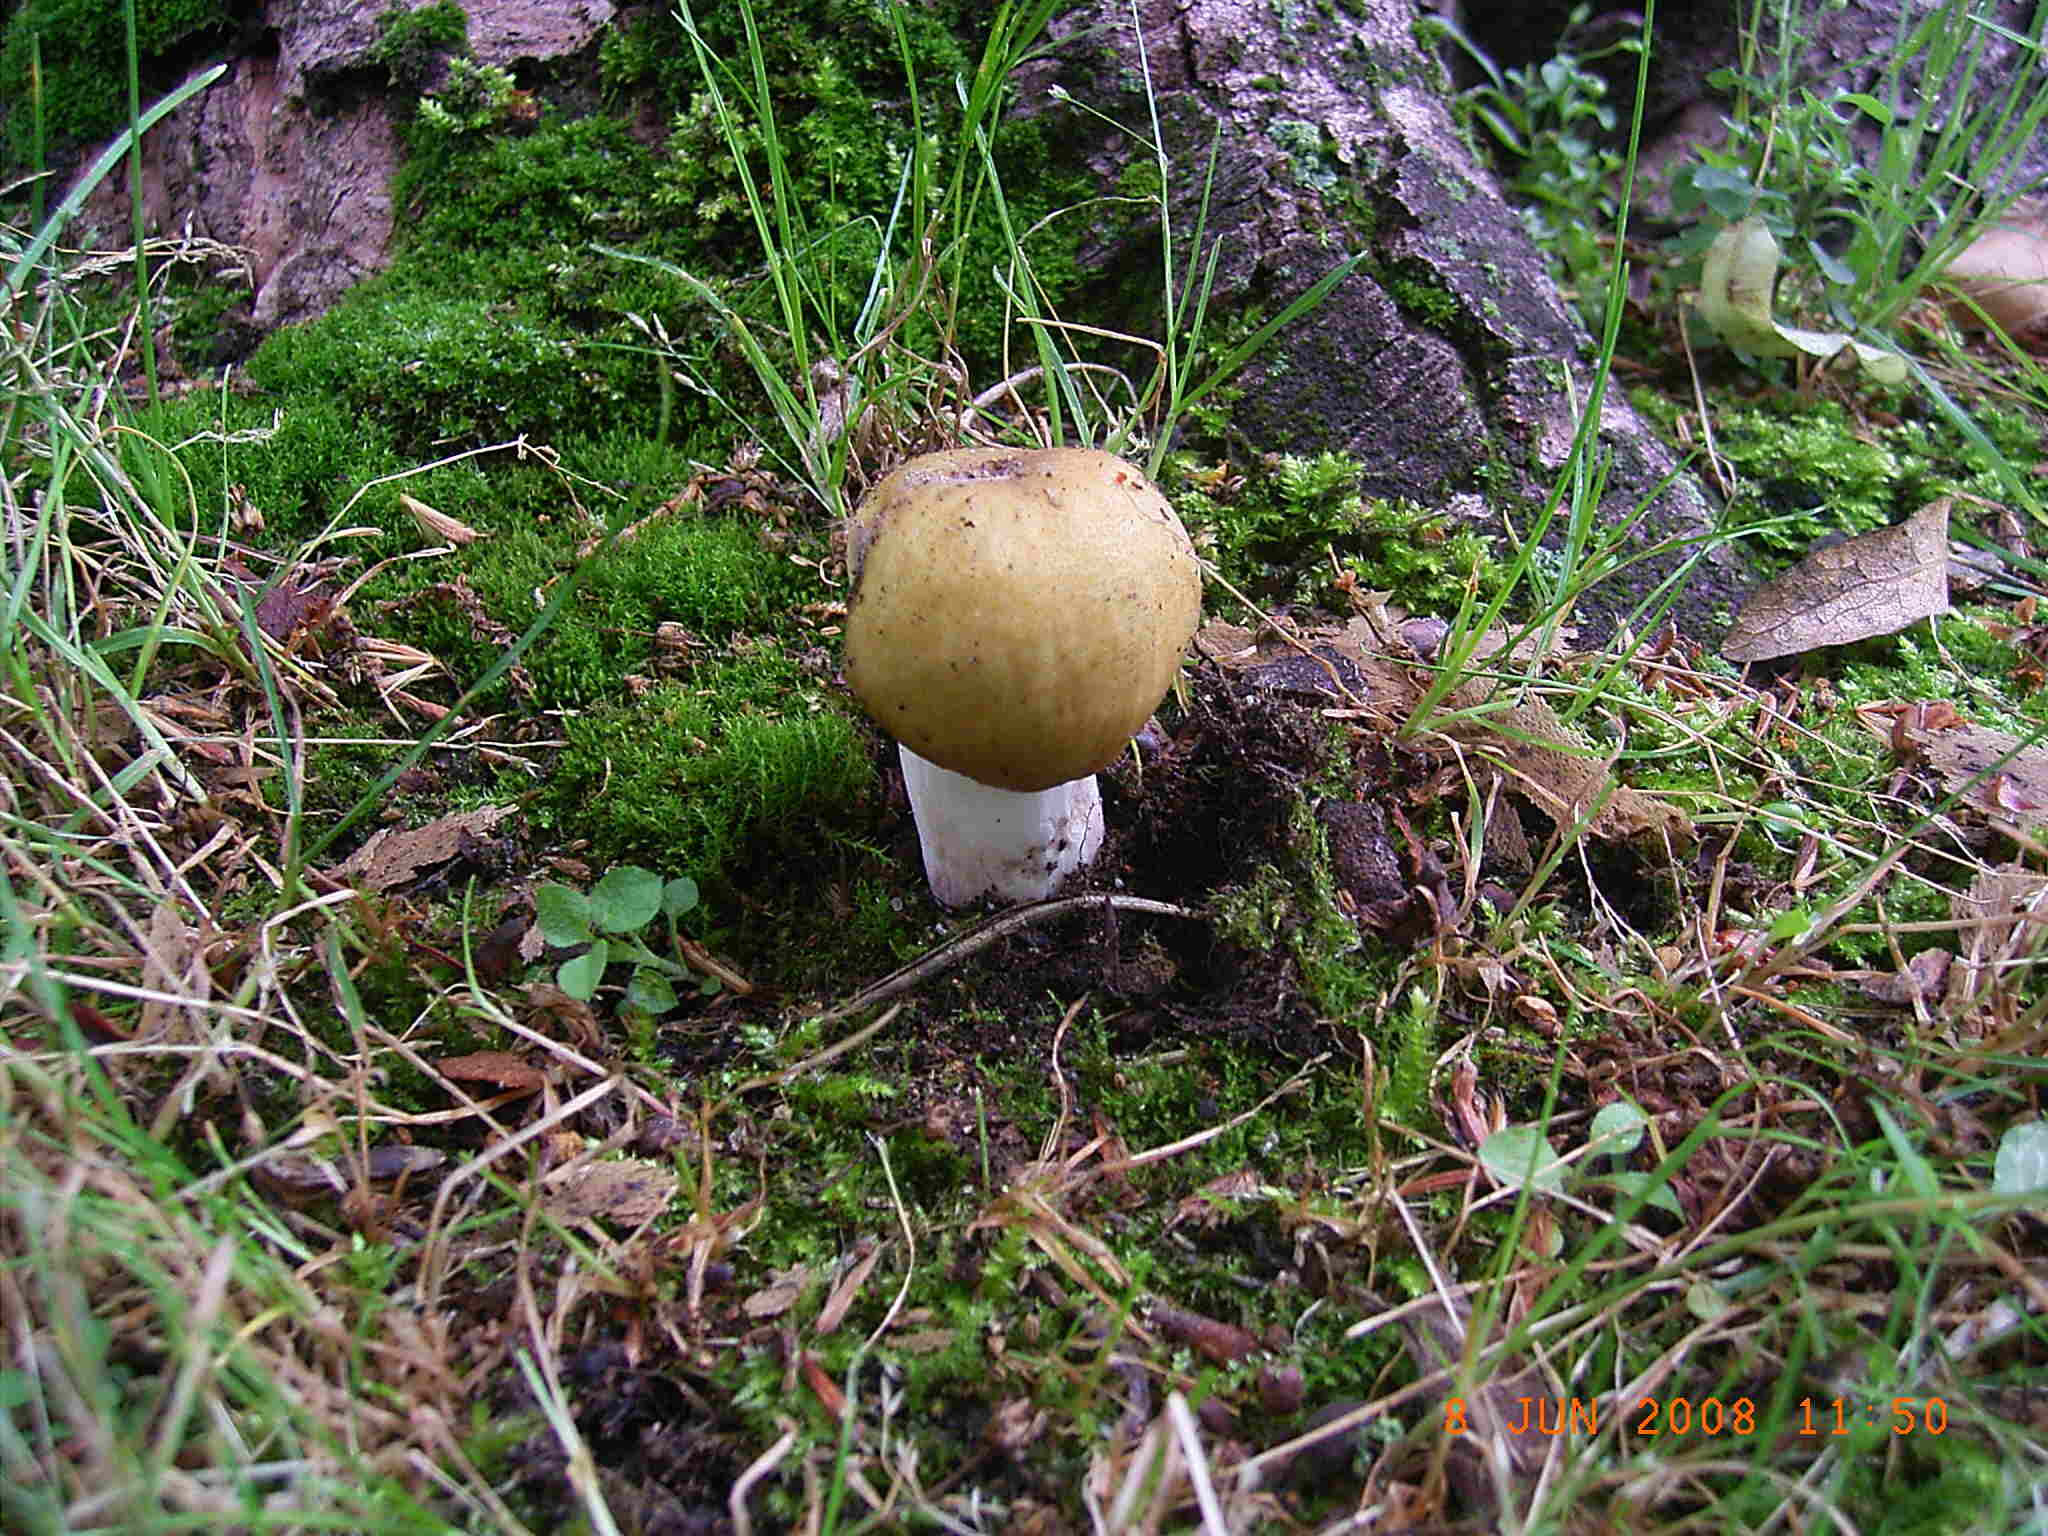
left=843, top=446, right=1202, bottom=793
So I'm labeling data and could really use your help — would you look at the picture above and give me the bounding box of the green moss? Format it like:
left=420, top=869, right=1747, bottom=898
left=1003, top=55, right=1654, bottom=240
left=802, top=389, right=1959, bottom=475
left=1689, top=394, right=2044, bottom=567
left=161, top=273, right=248, bottom=368
left=1717, top=399, right=1911, bottom=551
left=396, top=116, right=663, bottom=283
left=296, top=733, right=396, bottom=824
left=1174, top=450, right=1364, bottom=599
left=126, top=389, right=404, bottom=545
left=538, top=656, right=870, bottom=875
left=1211, top=802, right=1435, bottom=1124
left=1271, top=118, right=1344, bottom=193
left=1385, top=274, right=1462, bottom=332
left=600, top=0, right=978, bottom=117
left=1833, top=1439, right=2009, bottom=1536
left=394, top=505, right=816, bottom=707
left=361, top=10, right=1089, bottom=444
left=414, top=58, right=520, bottom=138
left=367, top=1, right=468, bottom=90
left=1937, top=611, right=2030, bottom=704
left=1115, top=154, right=1166, bottom=208
left=246, top=281, right=634, bottom=448
left=1173, top=451, right=1498, bottom=611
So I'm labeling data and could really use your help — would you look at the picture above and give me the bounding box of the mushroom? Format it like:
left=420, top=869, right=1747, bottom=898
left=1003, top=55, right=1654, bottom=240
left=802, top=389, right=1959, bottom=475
left=843, top=445, right=1203, bottom=906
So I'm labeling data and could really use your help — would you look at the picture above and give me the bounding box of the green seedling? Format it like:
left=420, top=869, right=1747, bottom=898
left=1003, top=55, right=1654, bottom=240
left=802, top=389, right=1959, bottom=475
left=1992, top=1120, right=2048, bottom=1200
left=1436, top=2, right=1643, bottom=321
left=1478, top=1097, right=1680, bottom=1228
left=533, top=866, right=714, bottom=1010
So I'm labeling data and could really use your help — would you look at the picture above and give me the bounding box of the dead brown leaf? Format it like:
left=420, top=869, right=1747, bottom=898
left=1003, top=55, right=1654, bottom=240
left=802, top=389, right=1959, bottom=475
left=400, top=493, right=484, bottom=546
left=434, top=1051, right=546, bottom=1095
left=252, top=573, right=338, bottom=645
left=1443, top=1057, right=1502, bottom=1151
left=1951, top=866, right=2048, bottom=1025
left=1920, top=725, right=2048, bottom=829
left=472, top=914, right=531, bottom=984
left=742, top=1263, right=812, bottom=1320
left=330, top=805, right=517, bottom=891
left=1940, top=200, right=2048, bottom=347
left=1388, top=1293, right=1547, bottom=1515
left=800, top=1351, right=846, bottom=1422
left=138, top=901, right=209, bottom=1044
left=1150, top=1301, right=1261, bottom=1365
left=1193, top=616, right=1412, bottom=715
left=1854, top=697, right=1968, bottom=752
left=1858, top=948, right=1953, bottom=1007
left=813, top=1240, right=884, bottom=1336
left=1723, top=500, right=1950, bottom=663
left=542, top=1157, right=679, bottom=1230
left=1166, top=1168, right=1264, bottom=1232
left=1194, top=616, right=1687, bottom=844
left=984, top=1397, right=1049, bottom=1455
left=521, top=982, right=604, bottom=1052
left=1468, top=692, right=1690, bottom=842
left=251, top=1145, right=446, bottom=1206
left=888, top=1328, right=956, bottom=1354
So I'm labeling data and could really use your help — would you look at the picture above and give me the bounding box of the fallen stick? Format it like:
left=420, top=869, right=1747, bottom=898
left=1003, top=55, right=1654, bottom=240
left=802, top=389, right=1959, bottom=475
left=813, top=893, right=1205, bottom=1024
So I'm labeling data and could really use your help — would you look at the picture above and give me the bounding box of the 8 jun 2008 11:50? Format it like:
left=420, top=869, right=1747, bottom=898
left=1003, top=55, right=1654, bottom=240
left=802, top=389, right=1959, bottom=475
left=1443, top=1395, right=1950, bottom=1438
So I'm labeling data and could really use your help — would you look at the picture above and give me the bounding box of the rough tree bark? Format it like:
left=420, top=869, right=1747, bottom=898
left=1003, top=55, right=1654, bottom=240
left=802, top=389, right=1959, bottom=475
left=1022, top=0, right=1735, bottom=642
left=76, top=0, right=616, bottom=330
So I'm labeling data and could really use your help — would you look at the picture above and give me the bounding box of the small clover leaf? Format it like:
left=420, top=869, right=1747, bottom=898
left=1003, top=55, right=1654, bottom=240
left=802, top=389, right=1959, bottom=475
left=531, top=867, right=706, bottom=1012
left=536, top=884, right=594, bottom=947
left=662, top=875, right=701, bottom=920
left=1479, top=1125, right=1569, bottom=1195
left=1993, top=1121, right=2048, bottom=1200
left=590, top=866, right=663, bottom=934
left=557, top=940, right=609, bottom=1001
left=1588, top=1100, right=1648, bottom=1158
left=1677, top=161, right=1755, bottom=220
left=626, top=967, right=679, bottom=1014
left=1591, top=1171, right=1684, bottom=1219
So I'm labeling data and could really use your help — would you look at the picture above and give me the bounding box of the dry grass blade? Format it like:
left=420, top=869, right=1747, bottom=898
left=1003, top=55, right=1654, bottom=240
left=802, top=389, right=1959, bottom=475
left=1, top=229, right=648, bottom=1530
left=8, top=7, right=2048, bottom=1531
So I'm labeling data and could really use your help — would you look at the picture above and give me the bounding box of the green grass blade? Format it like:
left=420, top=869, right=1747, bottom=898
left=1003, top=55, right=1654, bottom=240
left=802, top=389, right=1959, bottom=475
left=4, top=64, right=226, bottom=298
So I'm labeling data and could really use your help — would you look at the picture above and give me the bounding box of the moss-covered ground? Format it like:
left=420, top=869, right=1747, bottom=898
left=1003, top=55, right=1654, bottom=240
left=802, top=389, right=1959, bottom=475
left=5, top=3, right=2047, bottom=1531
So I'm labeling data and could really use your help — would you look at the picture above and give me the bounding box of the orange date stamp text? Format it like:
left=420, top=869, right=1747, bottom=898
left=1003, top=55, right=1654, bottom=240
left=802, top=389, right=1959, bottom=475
left=1443, top=1396, right=1948, bottom=1438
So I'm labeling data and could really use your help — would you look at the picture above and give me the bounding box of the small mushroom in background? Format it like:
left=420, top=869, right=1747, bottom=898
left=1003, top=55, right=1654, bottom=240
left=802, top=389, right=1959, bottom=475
left=842, top=446, right=1203, bottom=906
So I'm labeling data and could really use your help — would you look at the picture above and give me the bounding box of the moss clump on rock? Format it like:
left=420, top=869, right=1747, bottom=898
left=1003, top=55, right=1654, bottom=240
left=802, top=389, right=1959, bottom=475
left=1172, top=450, right=1498, bottom=612
left=366, top=0, right=468, bottom=90
left=246, top=281, right=633, bottom=449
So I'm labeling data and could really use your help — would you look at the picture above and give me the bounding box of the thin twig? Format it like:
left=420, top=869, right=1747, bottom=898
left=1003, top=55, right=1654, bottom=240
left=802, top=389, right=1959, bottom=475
left=813, top=894, right=1204, bottom=1024
left=676, top=935, right=755, bottom=995
left=730, top=1426, right=801, bottom=1536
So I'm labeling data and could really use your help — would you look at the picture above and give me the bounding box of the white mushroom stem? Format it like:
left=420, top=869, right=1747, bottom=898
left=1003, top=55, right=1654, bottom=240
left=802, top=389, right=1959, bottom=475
left=898, top=745, right=1105, bottom=907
